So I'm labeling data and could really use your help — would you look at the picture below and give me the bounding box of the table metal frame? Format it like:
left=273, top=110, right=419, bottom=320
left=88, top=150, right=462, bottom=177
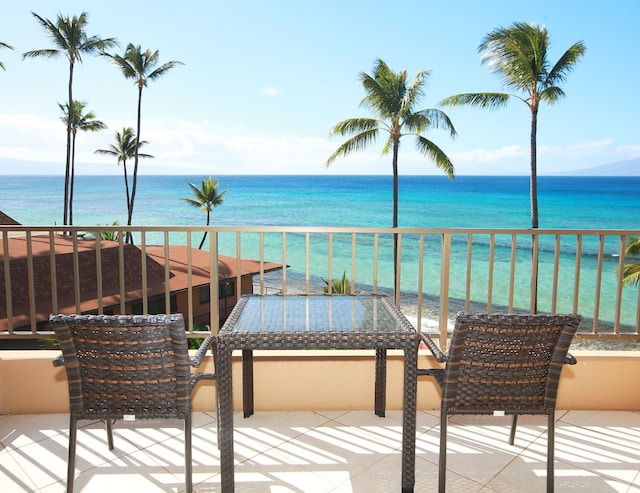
left=216, top=294, right=420, bottom=492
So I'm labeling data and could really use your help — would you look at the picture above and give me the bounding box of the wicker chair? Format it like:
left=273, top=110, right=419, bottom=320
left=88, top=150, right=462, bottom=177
left=49, top=313, right=217, bottom=493
left=419, top=312, right=582, bottom=493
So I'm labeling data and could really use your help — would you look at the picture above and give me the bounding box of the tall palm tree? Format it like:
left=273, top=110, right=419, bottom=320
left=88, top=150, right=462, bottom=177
left=103, top=44, right=182, bottom=235
left=23, top=11, right=116, bottom=226
left=623, top=237, right=640, bottom=286
left=440, top=22, right=586, bottom=229
left=0, top=42, right=14, bottom=71
left=181, top=177, right=227, bottom=249
left=58, top=100, right=106, bottom=225
left=326, top=58, right=456, bottom=291
left=95, top=127, right=153, bottom=222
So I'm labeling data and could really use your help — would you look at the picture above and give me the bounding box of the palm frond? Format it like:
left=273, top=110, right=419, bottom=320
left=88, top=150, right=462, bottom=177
left=415, top=135, right=455, bottom=179
left=440, top=92, right=510, bottom=110
left=326, top=129, right=378, bottom=166
left=330, top=118, right=378, bottom=137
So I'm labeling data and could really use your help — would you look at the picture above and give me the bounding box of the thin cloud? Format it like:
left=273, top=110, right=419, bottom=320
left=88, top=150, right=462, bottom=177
left=262, top=87, right=279, bottom=96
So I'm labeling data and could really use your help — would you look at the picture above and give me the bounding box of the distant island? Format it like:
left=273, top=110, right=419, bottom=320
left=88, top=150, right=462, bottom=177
left=555, top=158, right=640, bottom=176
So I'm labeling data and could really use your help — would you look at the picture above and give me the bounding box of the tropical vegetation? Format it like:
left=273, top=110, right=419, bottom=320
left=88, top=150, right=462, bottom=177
left=323, top=271, right=351, bottom=294
left=102, top=44, right=182, bottom=236
left=181, top=177, right=227, bottom=249
left=327, top=58, right=457, bottom=229
left=326, top=58, right=456, bottom=291
left=440, top=22, right=586, bottom=229
left=23, top=11, right=116, bottom=227
left=623, top=237, right=640, bottom=286
left=58, top=100, right=106, bottom=225
left=94, top=127, right=154, bottom=230
left=0, top=41, right=14, bottom=71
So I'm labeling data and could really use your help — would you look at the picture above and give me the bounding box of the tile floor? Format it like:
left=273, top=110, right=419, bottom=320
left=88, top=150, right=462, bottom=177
left=1, top=410, right=639, bottom=492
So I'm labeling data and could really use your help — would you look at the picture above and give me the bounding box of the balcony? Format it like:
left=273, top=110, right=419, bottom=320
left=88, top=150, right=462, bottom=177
left=2, top=410, right=640, bottom=491
left=1, top=225, right=640, bottom=491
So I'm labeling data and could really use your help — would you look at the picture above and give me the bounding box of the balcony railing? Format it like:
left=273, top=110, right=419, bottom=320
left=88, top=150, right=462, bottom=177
left=2, top=225, right=639, bottom=346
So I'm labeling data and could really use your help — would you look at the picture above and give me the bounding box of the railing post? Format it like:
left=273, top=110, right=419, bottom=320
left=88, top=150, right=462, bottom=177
left=210, top=231, right=220, bottom=333
left=439, top=233, right=451, bottom=348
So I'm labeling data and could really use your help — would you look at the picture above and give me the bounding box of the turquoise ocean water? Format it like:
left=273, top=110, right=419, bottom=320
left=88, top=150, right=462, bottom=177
left=1, top=174, right=639, bottom=328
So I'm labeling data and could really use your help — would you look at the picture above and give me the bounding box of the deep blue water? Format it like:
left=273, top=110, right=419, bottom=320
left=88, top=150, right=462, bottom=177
left=2, top=174, right=635, bottom=229
left=1, top=174, right=638, bottom=325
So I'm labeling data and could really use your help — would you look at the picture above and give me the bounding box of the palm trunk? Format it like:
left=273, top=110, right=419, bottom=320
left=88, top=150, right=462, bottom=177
left=530, top=105, right=539, bottom=312
left=63, top=62, right=74, bottom=227
left=127, top=85, right=143, bottom=244
left=199, top=210, right=210, bottom=250
left=122, top=159, right=131, bottom=216
left=69, top=131, right=76, bottom=226
left=392, top=138, right=400, bottom=296
left=530, top=107, right=539, bottom=229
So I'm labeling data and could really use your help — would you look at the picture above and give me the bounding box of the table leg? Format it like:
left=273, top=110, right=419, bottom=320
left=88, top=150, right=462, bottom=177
left=242, top=349, right=254, bottom=417
left=375, top=348, right=387, bottom=417
left=218, top=348, right=235, bottom=493
left=401, top=346, right=418, bottom=493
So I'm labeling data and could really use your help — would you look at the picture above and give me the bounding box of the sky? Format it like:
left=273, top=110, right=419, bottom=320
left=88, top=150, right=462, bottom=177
left=0, top=0, right=638, bottom=176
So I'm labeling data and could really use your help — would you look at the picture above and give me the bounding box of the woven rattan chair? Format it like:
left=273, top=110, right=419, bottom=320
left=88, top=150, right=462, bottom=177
left=419, top=312, right=582, bottom=493
left=50, top=313, right=217, bottom=493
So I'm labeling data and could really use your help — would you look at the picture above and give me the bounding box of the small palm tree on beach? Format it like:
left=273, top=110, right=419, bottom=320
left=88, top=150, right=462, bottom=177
left=181, top=177, right=227, bottom=249
left=59, top=100, right=106, bottom=225
left=95, top=127, right=154, bottom=225
left=103, top=44, right=182, bottom=238
left=440, top=22, right=586, bottom=229
left=0, top=42, right=14, bottom=71
left=23, top=11, right=116, bottom=227
left=622, top=237, right=640, bottom=286
left=327, top=58, right=457, bottom=292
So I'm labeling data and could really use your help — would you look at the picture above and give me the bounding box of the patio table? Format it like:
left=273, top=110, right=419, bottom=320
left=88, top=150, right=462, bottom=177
left=216, top=294, right=420, bottom=492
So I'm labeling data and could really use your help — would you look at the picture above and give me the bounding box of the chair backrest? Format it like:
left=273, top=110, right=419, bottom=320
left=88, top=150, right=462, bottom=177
left=442, top=312, right=582, bottom=415
left=50, top=314, right=191, bottom=420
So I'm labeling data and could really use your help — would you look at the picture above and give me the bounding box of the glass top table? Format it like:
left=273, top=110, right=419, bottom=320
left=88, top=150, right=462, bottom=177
left=216, top=294, right=420, bottom=492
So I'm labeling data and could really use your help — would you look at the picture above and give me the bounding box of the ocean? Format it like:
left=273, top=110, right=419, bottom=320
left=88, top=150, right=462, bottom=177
left=2, top=174, right=639, bottom=330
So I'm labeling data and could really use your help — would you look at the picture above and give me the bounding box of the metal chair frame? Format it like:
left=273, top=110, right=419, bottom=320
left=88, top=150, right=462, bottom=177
left=419, top=312, right=582, bottom=493
left=50, top=313, right=217, bottom=493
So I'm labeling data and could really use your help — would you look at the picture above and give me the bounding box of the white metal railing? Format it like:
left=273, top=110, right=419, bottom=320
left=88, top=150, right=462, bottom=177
left=1, top=226, right=639, bottom=344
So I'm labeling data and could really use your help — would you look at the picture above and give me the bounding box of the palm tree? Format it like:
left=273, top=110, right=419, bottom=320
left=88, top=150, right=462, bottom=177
left=326, top=58, right=457, bottom=290
left=59, top=100, right=106, bottom=225
left=623, top=237, right=640, bottom=286
left=23, top=11, right=116, bottom=227
left=95, top=127, right=153, bottom=223
left=0, top=42, right=14, bottom=71
left=440, top=22, right=586, bottom=229
left=103, top=44, right=182, bottom=235
left=181, top=177, right=227, bottom=249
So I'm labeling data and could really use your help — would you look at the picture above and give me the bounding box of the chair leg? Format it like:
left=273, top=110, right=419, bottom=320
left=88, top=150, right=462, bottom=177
left=67, top=415, right=77, bottom=493
left=547, top=413, right=555, bottom=493
left=106, top=419, right=114, bottom=450
left=439, top=407, right=447, bottom=493
left=185, top=414, right=193, bottom=493
left=509, top=414, right=519, bottom=445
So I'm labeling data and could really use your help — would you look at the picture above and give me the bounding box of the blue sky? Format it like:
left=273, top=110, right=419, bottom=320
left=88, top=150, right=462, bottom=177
left=0, top=0, right=638, bottom=175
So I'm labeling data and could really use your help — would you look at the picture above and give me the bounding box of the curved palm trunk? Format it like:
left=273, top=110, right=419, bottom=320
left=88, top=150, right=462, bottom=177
left=127, top=85, right=143, bottom=244
left=63, top=62, right=74, bottom=227
left=122, top=159, right=131, bottom=216
left=198, top=210, right=211, bottom=250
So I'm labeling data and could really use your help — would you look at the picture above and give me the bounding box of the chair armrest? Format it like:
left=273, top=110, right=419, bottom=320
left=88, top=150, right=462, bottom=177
left=565, top=352, right=577, bottom=365
left=419, top=332, right=448, bottom=363
left=52, top=353, right=64, bottom=368
left=191, top=335, right=217, bottom=369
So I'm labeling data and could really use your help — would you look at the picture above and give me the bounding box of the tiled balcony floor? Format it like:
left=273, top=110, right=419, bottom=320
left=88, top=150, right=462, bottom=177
left=1, top=410, right=639, bottom=492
